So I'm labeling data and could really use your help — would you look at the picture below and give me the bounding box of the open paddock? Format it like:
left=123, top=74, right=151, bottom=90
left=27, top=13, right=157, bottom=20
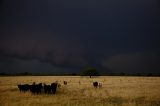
left=0, top=76, right=160, bottom=106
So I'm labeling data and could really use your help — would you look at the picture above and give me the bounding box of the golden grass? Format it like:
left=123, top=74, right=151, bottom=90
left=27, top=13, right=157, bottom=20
left=0, top=76, right=160, bottom=106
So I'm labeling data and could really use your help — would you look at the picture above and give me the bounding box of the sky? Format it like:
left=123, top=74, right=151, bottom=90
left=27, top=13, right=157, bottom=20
left=0, top=0, right=160, bottom=74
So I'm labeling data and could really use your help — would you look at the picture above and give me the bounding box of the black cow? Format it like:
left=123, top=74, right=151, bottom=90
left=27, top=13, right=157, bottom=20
left=30, top=83, right=43, bottom=94
left=93, top=81, right=98, bottom=88
left=37, top=83, right=43, bottom=94
left=30, top=83, right=36, bottom=94
left=43, top=84, right=52, bottom=94
left=18, top=84, right=30, bottom=92
left=55, top=81, right=61, bottom=88
left=51, top=83, right=58, bottom=94
left=18, top=84, right=23, bottom=92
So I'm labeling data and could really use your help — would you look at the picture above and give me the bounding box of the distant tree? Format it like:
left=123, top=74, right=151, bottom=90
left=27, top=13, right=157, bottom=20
left=81, top=67, right=100, bottom=78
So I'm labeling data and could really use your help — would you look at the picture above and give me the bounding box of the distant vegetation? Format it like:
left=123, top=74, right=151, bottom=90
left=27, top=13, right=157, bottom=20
left=0, top=72, right=160, bottom=77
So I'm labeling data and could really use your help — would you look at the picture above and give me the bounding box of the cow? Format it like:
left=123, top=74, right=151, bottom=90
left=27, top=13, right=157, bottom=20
left=30, top=83, right=43, bottom=94
left=51, top=83, right=58, bottom=94
left=98, top=83, right=102, bottom=88
left=30, top=82, right=36, bottom=94
left=93, top=81, right=98, bottom=88
left=37, top=83, right=43, bottom=94
left=43, top=84, right=52, bottom=94
left=17, top=84, right=30, bottom=92
left=63, top=81, right=67, bottom=85
left=55, top=81, right=61, bottom=88
left=18, top=84, right=23, bottom=92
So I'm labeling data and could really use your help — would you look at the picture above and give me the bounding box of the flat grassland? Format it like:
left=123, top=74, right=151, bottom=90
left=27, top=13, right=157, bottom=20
left=0, top=76, right=160, bottom=106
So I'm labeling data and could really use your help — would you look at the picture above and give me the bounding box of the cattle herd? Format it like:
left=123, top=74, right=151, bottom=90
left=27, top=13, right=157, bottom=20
left=18, top=82, right=58, bottom=94
left=17, top=81, right=102, bottom=95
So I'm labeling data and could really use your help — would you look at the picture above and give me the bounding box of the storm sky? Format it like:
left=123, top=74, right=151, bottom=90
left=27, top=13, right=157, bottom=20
left=0, top=0, right=160, bottom=74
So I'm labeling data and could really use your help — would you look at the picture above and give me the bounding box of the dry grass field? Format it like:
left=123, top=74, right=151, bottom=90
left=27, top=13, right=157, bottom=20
left=0, top=76, right=160, bottom=106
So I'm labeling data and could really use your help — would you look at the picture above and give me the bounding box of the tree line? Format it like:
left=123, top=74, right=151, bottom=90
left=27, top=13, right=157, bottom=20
left=0, top=68, right=160, bottom=77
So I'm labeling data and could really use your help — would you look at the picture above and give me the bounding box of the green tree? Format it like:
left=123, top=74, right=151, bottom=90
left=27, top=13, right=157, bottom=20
left=81, top=67, right=100, bottom=78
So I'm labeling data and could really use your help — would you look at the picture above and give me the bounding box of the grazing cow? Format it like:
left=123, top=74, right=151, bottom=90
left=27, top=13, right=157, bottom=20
left=51, top=83, right=58, bottom=94
left=18, top=84, right=30, bottom=92
left=93, top=81, right=98, bottom=88
left=63, top=81, right=67, bottom=85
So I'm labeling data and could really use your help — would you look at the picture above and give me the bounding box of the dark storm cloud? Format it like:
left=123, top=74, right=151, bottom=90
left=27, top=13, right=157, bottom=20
left=102, top=51, right=160, bottom=74
left=0, top=33, right=87, bottom=67
left=0, top=0, right=160, bottom=73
